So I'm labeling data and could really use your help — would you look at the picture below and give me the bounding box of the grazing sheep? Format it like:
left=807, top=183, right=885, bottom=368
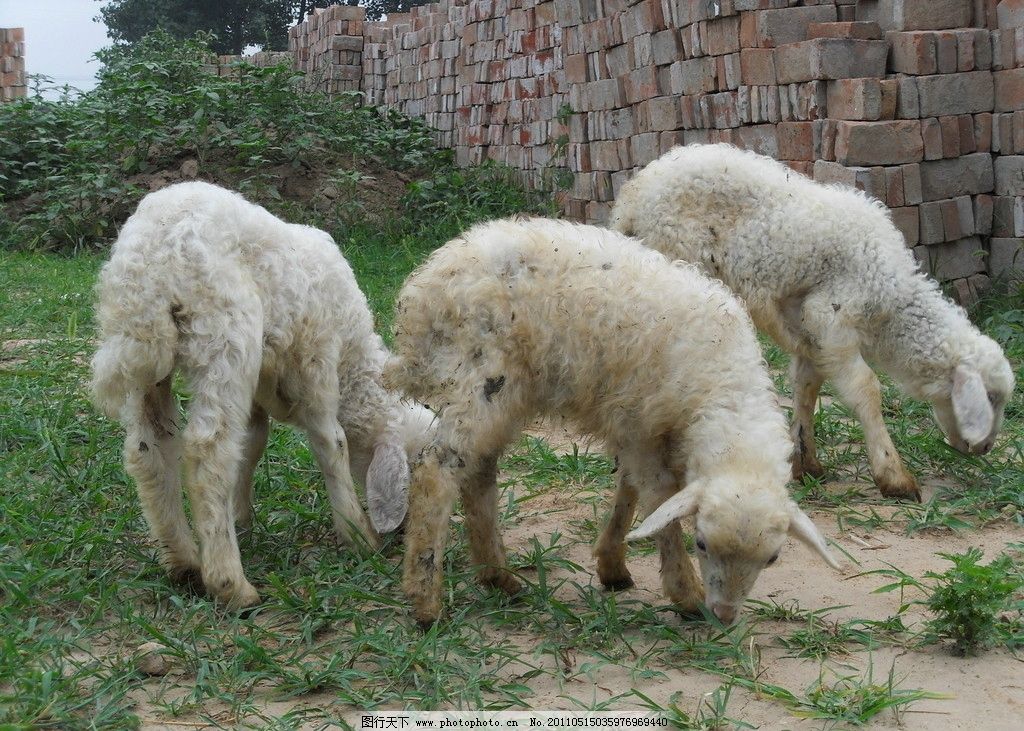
left=384, top=217, right=838, bottom=626
left=611, top=144, right=1015, bottom=501
left=91, top=181, right=433, bottom=610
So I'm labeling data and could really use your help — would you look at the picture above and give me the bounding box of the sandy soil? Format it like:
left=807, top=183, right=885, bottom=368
left=131, top=424, right=1024, bottom=730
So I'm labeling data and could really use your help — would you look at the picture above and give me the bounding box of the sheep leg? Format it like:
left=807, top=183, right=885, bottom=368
left=594, top=470, right=637, bottom=591
left=234, top=406, right=269, bottom=530
left=827, top=354, right=920, bottom=501
left=306, top=414, right=379, bottom=551
left=789, top=355, right=826, bottom=480
left=402, top=445, right=460, bottom=626
left=182, top=388, right=260, bottom=611
left=124, top=377, right=201, bottom=586
left=459, top=453, right=522, bottom=597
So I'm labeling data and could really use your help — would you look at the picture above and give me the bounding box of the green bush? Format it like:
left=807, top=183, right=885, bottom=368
left=0, top=30, right=554, bottom=253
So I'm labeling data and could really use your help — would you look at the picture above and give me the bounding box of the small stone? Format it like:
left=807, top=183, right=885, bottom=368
left=179, top=159, right=199, bottom=179
left=134, top=642, right=173, bottom=676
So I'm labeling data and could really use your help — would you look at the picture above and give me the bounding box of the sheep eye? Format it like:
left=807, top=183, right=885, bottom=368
left=987, top=391, right=997, bottom=406
left=695, top=538, right=707, bottom=552
left=766, top=553, right=779, bottom=566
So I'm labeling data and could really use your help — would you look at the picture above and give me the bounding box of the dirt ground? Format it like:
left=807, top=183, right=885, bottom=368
left=130, top=424, right=1024, bottom=730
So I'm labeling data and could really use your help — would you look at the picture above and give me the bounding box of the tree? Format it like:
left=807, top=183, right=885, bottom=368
left=99, top=0, right=305, bottom=55
left=97, top=1, right=436, bottom=54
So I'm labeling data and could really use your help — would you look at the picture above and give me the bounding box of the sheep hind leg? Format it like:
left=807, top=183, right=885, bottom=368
left=828, top=354, right=920, bottom=501
left=789, top=355, right=826, bottom=481
left=234, top=406, right=269, bottom=531
left=594, top=470, right=637, bottom=592
left=124, top=377, right=201, bottom=587
left=402, top=445, right=461, bottom=627
left=459, top=453, right=522, bottom=598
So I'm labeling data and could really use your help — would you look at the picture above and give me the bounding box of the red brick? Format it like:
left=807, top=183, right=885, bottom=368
left=834, top=119, right=925, bottom=164
left=775, top=39, right=887, bottom=83
left=740, top=48, right=777, bottom=85
left=807, top=21, right=883, bottom=39
left=939, top=116, right=962, bottom=157
left=975, top=112, right=993, bottom=151
left=877, top=0, right=973, bottom=31
left=995, top=68, right=1024, bottom=112
left=777, top=121, right=817, bottom=159
left=564, top=53, right=588, bottom=83
left=826, top=77, right=894, bottom=120
left=903, top=163, right=925, bottom=203
left=917, top=71, right=995, bottom=117
left=892, top=206, right=921, bottom=244
left=958, top=114, right=978, bottom=153
left=749, top=6, right=838, bottom=48
left=886, top=166, right=907, bottom=206
left=889, top=32, right=938, bottom=75
left=936, top=32, right=959, bottom=74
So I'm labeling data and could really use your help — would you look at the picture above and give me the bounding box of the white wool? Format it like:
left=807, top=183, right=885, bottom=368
left=389, top=217, right=836, bottom=626
left=91, top=181, right=432, bottom=610
left=611, top=143, right=1015, bottom=498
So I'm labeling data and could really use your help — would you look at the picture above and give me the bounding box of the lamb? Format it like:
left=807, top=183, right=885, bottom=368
left=91, top=181, right=433, bottom=610
left=610, top=143, right=1015, bottom=501
left=383, top=217, right=838, bottom=627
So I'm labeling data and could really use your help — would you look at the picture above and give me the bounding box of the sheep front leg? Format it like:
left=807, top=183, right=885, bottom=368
left=789, top=355, right=826, bottom=481
left=124, top=378, right=201, bottom=585
left=629, top=452, right=704, bottom=614
left=234, top=406, right=269, bottom=530
left=595, top=468, right=637, bottom=591
left=828, top=353, right=920, bottom=501
left=402, top=445, right=461, bottom=627
left=459, top=453, right=521, bottom=597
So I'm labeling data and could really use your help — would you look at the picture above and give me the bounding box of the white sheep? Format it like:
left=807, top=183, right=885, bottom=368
left=611, top=144, right=1015, bottom=501
left=91, top=181, right=433, bottom=610
left=384, top=217, right=838, bottom=627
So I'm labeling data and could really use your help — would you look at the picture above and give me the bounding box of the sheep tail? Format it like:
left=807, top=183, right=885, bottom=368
left=90, top=302, right=178, bottom=423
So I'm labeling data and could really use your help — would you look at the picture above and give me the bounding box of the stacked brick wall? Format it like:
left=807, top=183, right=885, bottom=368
left=285, top=0, right=1024, bottom=291
left=1, top=28, right=27, bottom=101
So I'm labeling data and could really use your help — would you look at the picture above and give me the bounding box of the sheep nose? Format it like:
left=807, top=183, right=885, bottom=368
left=712, top=603, right=738, bottom=625
left=975, top=440, right=993, bottom=455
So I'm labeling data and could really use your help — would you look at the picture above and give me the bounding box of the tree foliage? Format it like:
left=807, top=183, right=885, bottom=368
left=97, top=1, right=436, bottom=54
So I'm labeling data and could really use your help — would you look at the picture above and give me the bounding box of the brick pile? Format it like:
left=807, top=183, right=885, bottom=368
left=281, top=0, right=1024, bottom=291
left=1, top=28, right=27, bottom=102
left=288, top=4, right=365, bottom=95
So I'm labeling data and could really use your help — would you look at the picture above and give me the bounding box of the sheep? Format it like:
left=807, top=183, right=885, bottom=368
left=383, top=217, right=838, bottom=627
left=610, top=144, right=1015, bottom=501
left=91, top=181, right=433, bottom=610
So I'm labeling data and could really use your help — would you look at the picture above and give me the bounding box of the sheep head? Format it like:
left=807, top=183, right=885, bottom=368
left=626, top=478, right=839, bottom=625
left=930, top=357, right=1015, bottom=457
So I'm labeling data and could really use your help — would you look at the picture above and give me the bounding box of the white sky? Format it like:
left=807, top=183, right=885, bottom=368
left=0, top=0, right=110, bottom=93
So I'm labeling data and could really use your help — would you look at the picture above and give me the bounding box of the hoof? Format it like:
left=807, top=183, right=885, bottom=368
left=413, top=606, right=441, bottom=628
left=877, top=473, right=921, bottom=502
left=168, top=565, right=205, bottom=595
left=791, top=456, right=825, bottom=481
left=482, top=571, right=523, bottom=598
left=601, top=576, right=635, bottom=592
left=214, top=580, right=261, bottom=612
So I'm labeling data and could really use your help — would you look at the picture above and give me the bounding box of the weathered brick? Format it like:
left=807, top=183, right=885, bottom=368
left=903, top=162, right=924, bottom=203
left=994, top=68, right=1024, bottom=111
left=639, top=96, right=682, bottom=132
left=936, top=32, right=959, bottom=73
left=826, top=77, right=895, bottom=120
left=740, top=48, right=777, bottom=85
left=669, top=57, right=716, bottom=96
left=989, top=238, right=1024, bottom=278
left=997, top=0, right=1024, bottom=29
left=807, top=21, right=883, bottom=39
left=896, top=76, right=920, bottom=118
left=889, top=32, right=938, bottom=75
left=777, top=121, right=817, bottom=159
left=747, top=5, right=838, bottom=48
left=992, top=196, right=1024, bottom=236
left=914, top=237, right=987, bottom=280
left=892, top=206, right=921, bottom=244
left=735, top=124, right=780, bottom=157
left=886, top=166, right=907, bottom=206
left=775, top=39, right=888, bottom=83
left=834, top=119, right=924, bottom=164
left=919, top=200, right=947, bottom=243
left=920, top=152, right=995, bottom=200
left=939, top=115, right=962, bottom=157
left=995, top=155, right=1024, bottom=194
left=651, top=28, right=682, bottom=66
left=916, top=71, right=995, bottom=116
left=975, top=194, right=994, bottom=235
left=878, top=0, right=973, bottom=31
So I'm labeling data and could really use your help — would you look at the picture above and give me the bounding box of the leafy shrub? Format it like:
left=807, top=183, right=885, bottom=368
left=922, top=549, right=1021, bottom=656
left=0, top=30, right=551, bottom=253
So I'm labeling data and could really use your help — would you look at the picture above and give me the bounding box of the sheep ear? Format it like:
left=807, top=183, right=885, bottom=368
left=365, top=442, right=410, bottom=533
left=625, top=482, right=704, bottom=542
left=787, top=502, right=840, bottom=570
left=951, top=365, right=994, bottom=446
